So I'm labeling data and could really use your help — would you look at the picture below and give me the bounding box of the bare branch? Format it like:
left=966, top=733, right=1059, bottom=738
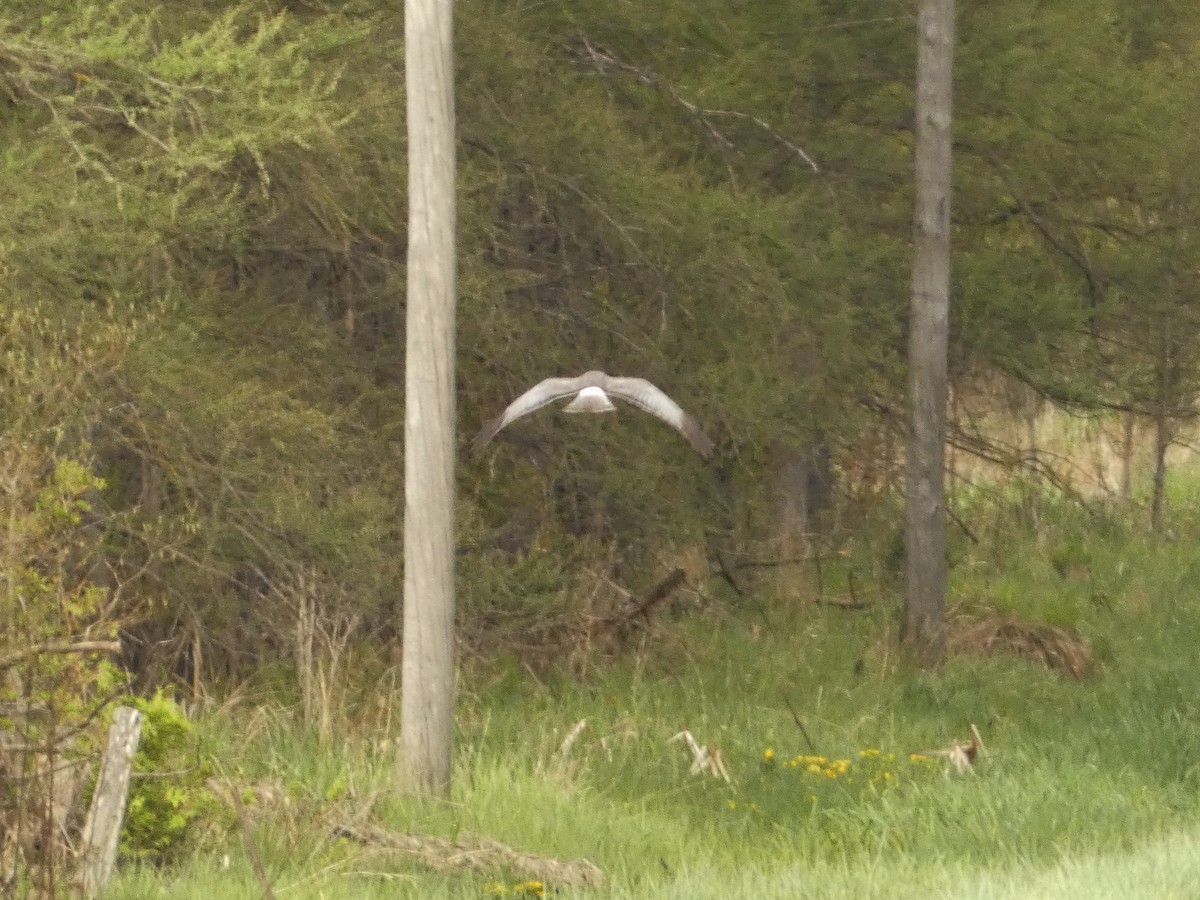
left=568, top=35, right=820, bottom=174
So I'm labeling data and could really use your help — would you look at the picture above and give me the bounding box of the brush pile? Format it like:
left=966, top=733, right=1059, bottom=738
left=948, top=610, right=1095, bottom=679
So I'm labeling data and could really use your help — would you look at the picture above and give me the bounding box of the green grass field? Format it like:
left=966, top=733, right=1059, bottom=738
left=106, top=497, right=1200, bottom=899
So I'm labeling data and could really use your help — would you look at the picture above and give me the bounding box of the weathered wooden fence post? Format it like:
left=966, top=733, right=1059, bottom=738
left=78, top=705, right=142, bottom=898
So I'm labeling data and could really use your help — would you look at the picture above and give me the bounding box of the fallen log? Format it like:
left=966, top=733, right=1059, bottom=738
left=332, top=822, right=605, bottom=887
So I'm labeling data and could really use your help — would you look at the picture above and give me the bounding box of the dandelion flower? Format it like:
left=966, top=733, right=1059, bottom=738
left=763, top=747, right=776, bottom=762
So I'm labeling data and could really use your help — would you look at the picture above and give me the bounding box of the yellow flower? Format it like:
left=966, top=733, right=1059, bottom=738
left=909, top=753, right=931, bottom=764
left=806, top=763, right=822, bottom=774
left=859, top=748, right=880, bottom=758
left=517, top=881, right=546, bottom=897
left=763, top=747, right=775, bottom=762
left=728, top=799, right=737, bottom=809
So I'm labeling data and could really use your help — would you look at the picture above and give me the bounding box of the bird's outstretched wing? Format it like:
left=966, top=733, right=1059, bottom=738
left=470, top=375, right=588, bottom=453
left=604, top=376, right=714, bottom=458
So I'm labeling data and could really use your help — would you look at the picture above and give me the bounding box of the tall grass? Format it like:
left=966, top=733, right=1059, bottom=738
left=108, top=491, right=1200, bottom=899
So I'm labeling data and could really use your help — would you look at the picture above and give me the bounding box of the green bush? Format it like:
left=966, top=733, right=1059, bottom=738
left=122, top=691, right=221, bottom=862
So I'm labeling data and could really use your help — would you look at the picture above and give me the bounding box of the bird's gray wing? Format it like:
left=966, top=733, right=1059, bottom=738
left=604, top=376, right=715, bottom=458
left=470, top=375, right=586, bottom=453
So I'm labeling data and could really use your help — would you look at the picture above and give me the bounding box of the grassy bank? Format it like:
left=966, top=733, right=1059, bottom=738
left=107, top=501, right=1200, bottom=898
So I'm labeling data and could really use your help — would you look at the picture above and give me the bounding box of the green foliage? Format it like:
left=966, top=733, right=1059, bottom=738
left=4, top=0, right=1200, bottom=677
left=0, top=301, right=139, bottom=881
left=122, top=690, right=221, bottom=861
left=0, top=305, right=130, bottom=706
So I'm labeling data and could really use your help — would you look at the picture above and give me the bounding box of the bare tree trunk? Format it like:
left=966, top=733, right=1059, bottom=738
left=1150, top=405, right=1171, bottom=532
left=1120, top=411, right=1135, bottom=501
left=1149, top=312, right=1175, bottom=533
left=904, top=0, right=955, bottom=669
left=398, top=0, right=457, bottom=796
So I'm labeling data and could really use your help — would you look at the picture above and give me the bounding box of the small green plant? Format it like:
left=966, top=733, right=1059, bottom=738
left=121, top=691, right=220, bottom=862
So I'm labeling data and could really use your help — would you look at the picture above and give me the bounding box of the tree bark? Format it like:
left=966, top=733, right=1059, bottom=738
left=399, top=0, right=457, bottom=796
left=904, top=0, right=955, bottom=669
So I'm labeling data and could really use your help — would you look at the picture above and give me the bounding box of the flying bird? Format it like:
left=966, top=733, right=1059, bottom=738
left=471, top=371, right=714, bottom=458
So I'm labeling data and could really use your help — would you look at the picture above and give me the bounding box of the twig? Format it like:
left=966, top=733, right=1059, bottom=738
left=783, top=699, right=817, bottom=754
left=848, top=570, right=862, bottom=606
left=915, top=725, right=984, bottom=776
left=611, top=568, right=686, bottom=627
left=710, top=547, right=744, bottom=596
left=557, top=719, right=588, bottom=757
left=668, top=728, right=733, bottom=782
left=569, top=35, right=820, bottom=174
left=814, top=596, right=868, bottom=611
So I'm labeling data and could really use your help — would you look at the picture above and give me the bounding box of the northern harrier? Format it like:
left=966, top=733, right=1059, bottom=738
left=471, top=371, right=714, bottom=458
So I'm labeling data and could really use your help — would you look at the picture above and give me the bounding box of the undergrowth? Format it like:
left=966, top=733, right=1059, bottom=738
left=106, top=493, right=1200, bottom=899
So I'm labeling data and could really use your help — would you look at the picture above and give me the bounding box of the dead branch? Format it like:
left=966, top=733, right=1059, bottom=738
left=709, top=547, right=744, bottom=596
left=557, top=719, right=588, bottom=758
left=331, top=823, right=605, bottom=888
left=915, top=724, right=985, bottom=776
left=568, top=34, right=820, bottom=174
left=608, top=567, right=686, bottom=628
left=668, top=728, right=733, bottom=782
left=783, top=699, right=817, bottom=754
left=814, top=596, right=868, bottom=611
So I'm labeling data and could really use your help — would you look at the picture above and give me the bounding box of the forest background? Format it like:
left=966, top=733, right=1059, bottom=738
left=4, top=0, right=1200, bottom=895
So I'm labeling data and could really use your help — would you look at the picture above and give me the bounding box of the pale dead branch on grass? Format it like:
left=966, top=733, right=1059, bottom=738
left=917, top=724, right=987, bottom=776
left=669, top=728, right=732, bottom=782
left=557, top=718, right=588, bottom=758
left=331, top=822, right=605, bottom=888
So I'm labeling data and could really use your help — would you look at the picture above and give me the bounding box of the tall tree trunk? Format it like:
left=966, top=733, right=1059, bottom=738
left=1119, top=411, right=1135, bottom=501
left=1149, top=311, right=1175, bottom=533
left=1150, top=408, right=1170, bottom=532
left=904, top=0, right=955, bottom=669
left=399, top=0, right=457, bottom=796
